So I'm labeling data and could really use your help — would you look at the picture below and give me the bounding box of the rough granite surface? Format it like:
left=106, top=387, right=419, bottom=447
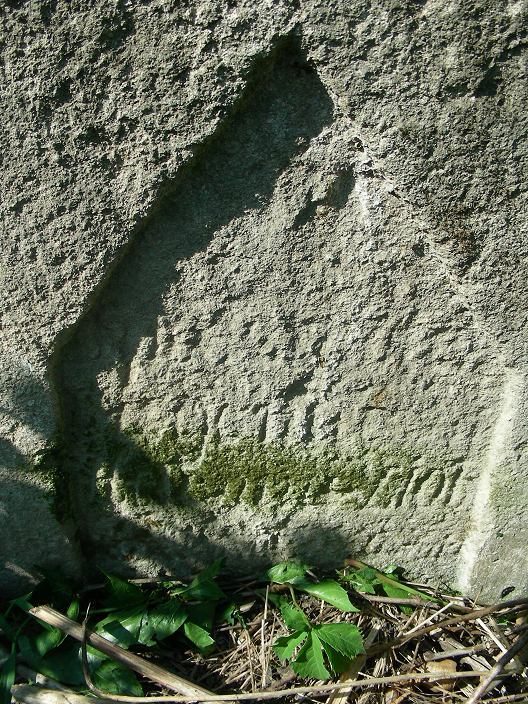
left=1, top=0, right=527, bottom=599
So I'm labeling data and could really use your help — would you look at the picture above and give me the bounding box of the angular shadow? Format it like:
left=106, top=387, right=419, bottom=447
left=54, top=35, right=335, bottom=572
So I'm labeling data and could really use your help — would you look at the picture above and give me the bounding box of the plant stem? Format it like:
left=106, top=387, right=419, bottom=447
left=288, top=585, right=307, bottom=619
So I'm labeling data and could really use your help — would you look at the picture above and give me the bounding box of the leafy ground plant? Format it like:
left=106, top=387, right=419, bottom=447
left=2, top=558, right=527, bottom=703
left=265, top=562, right=364, bottom=679
left=0, top=559, right=230, bottom=697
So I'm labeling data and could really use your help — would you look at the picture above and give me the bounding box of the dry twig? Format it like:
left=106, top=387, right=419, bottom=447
left=30, top=606, right=218, bottom=701
left=13, top=671, right=491, bottom=704
left=464, top=632, right=528, bottom=704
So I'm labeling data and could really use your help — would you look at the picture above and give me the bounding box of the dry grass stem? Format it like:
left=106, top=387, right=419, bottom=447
left=403, top=602, right=457, bottom=637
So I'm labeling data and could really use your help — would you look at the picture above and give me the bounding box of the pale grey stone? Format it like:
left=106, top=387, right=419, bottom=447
left=1, top=0, right=527, bottom=599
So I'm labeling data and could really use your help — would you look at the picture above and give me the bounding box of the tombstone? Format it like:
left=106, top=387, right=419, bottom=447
left=1, top=2, right=527, bottom=600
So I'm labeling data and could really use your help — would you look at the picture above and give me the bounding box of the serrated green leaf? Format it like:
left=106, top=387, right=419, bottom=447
left=145, top=599, right=187, bottom=642
left=360, top=567, right=377, bottom=581
left=183, top=621, right=215, bottom=652
left=0, top=651, right=15, bottom=704
left=273, top=630, right=307, bottom=660
left=342, top=568, right=378, bottom=594
left=98, top=567, right=145, bottom=606
left=93, top=660, right=143, bottom=696
left=279, top=602, right=311, bottom=631
left=322, top=642, right=352, bottom=675
left=266, top=592, right=283, bottom=608
left=264, top=562, right=310, bottom=585
left=315, top=623, right=365, bottom=659
left=292, top=632, right=330, bottom=680
left=297, top=580, right=358, bottom=612
left=268, top=594, right=310, bottom=630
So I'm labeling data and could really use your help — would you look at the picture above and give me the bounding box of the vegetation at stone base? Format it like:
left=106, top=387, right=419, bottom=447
left=342, top=559, right=436, bottom=614
left=264, top=561, right=364, bottom=680
left=0, top=558, right=436, bottom=699
left=3, top=560, right=528, bottom=703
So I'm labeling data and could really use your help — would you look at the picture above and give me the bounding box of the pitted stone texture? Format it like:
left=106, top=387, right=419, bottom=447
left=1, top=0, right=527, bottom=598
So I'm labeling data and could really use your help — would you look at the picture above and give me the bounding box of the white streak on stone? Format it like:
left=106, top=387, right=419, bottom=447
left=458, top=369, right=523, bottom=593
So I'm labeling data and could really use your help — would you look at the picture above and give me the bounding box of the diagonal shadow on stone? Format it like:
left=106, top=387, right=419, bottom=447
left=54, top=36, right=334, bottom=573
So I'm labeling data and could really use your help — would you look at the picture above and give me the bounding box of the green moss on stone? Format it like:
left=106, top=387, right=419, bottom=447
left=95, top=462, right=112, bottom=499
left=75, top=418, right=453, bottom=512
left=31, top=425, right=455, bottom=520
left=154, top=427, right=204, bottom=464
left=186, top=437, right=428, bottom=508
left=98, top=425, right=204, bottom=506
left=168, top=464, right=184, bottom=491
left=32, top=444, right=72, bottom=524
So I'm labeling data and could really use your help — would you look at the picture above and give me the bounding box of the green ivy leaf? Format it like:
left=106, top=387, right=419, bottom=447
left=273, top=631, right=307, bottom=661
left=183, top=622, right=215, bottom=652
left=98, top=567, right=145, bottom=607
left=264, top=562, right=310, bottom=585
left=291, top=632, right=330, bottom=680
left=174, top=558, right=227, bottom=601
left=0, top=652, right=15, bottom=704
left=93, top=660, right=143, bottom=696
left=297, top=580, right=358, bottom=612
left=145, top=599, right=187, bottom=642
left=314, top=623, right=365, bottom=659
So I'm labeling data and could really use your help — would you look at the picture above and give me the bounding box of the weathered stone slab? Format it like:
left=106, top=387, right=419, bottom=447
left=1, top=0, right=527, bottom=599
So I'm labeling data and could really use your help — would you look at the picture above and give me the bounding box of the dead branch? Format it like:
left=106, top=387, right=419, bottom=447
left=29, top=605, right=218, bottom=701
